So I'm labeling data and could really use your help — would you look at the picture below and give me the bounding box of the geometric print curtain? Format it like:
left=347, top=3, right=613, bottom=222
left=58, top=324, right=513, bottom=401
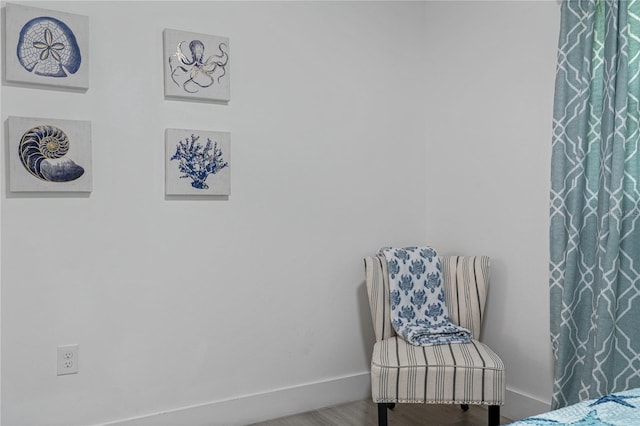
left=550, top=0, right=640, bottom=409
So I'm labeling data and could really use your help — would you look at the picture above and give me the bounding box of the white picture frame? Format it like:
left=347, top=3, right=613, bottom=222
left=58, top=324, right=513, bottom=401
left=4, top=3, right=89, bottom=91
left=163, top=29, right=230, bottom=103
left=165, top=128, right=230, bottom=196
left=7, top=116, right=92, bottom=192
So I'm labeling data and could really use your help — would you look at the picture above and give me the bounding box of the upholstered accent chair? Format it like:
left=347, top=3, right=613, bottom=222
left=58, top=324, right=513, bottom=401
left=364, top=254, right=505, bottom=426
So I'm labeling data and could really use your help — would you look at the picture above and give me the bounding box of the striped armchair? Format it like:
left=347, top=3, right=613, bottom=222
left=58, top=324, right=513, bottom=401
left=364, top=254, right=505, bottom=426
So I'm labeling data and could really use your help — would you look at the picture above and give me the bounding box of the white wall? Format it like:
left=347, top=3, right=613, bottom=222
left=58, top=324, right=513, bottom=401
left=2, top=1, right=564, bottom=424
left=423, top=0, right=560, bottom=420
left=1, top=1, right=429, bottom=425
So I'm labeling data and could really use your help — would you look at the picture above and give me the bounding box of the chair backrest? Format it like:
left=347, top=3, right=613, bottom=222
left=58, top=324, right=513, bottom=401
left=364, top=254, right=490, bottom=342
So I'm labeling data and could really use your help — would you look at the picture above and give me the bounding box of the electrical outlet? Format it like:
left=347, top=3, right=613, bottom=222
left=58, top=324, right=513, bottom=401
left=57, top=344, right=79, bottom=375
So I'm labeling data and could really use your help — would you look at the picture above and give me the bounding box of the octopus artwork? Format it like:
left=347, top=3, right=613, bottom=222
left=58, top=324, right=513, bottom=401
left=16, top=16, right=81, bottom=78
left=169, top=39, right=229, bottom=93
left=19, top=125, right=84, bottom=182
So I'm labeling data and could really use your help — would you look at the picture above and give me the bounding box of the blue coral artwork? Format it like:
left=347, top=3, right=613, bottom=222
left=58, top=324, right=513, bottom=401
left=165, top=129, right=231, bottom=196
left=163, top=29, right=230, bottom=103
left=4, top=3, right=89, bottom=90
left=8, top=116, right=93, bottom=192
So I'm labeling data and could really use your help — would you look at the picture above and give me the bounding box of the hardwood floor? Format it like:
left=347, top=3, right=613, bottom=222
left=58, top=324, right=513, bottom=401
left=248, top=399, right=513, bottom=426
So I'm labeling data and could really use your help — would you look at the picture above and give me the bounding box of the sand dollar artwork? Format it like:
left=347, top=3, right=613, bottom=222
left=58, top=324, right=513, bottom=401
left=4, top=4, right=89, bottom=90
left=17, top=16, right=81, bottom=78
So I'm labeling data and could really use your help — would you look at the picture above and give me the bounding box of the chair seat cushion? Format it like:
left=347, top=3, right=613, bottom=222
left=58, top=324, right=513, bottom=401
left=371, top=337, right=505, bottom=405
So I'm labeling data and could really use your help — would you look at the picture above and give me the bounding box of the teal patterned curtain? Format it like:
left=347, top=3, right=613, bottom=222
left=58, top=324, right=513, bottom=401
left=551, top=0, right=640, bottom=409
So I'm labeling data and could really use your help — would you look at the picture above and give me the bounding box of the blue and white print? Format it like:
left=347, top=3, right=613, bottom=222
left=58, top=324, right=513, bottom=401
left=508, top=387, right=640, bottom=425
left=411, top=289, right=427, bottom=309
left=394, top=248, right=411, bottom=265
left=379, top=246, right=472, bottom=346
left=170, top=134, right=228, bottom=190
left=409, top=259, right=426, bottom=278
left=388, top=259, right=400, bottom=279
left=425, top=272, right=440, bottom=293
left=17, top=16, right=81, bottom=78
left=163, top=29, right=231, bottom=102
left=19, top=124, right=84, bottom=182
left=398, top=274, right=413, bottom=295
left=420, top=247, right=437, bottom=261
left=165, top=129, right=230, bottom=196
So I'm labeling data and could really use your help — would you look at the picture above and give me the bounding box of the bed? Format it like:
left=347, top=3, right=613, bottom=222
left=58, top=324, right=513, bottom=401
left=508, top=387, right=640, bottom=425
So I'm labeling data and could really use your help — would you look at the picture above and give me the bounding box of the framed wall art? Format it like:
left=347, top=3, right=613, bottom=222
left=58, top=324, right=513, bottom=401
left=163, top=29, right=230, bottom=103
left=7, top=116, right=92, bottom=192
left=4, top=3, right=89, bottom=91
left=165, top=128, right=230, bottom=196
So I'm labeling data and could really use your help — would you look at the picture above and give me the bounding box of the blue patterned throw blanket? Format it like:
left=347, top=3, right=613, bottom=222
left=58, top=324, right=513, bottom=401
left=379, top=246, right=472, bottom=346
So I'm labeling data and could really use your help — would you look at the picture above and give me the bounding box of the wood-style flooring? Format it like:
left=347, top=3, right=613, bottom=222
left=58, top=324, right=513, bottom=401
left=248, top=399, right=513, bottom=426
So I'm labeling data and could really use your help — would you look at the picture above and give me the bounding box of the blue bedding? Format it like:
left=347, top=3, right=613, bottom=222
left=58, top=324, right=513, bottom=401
left=508, top=388, right=640, bottom=425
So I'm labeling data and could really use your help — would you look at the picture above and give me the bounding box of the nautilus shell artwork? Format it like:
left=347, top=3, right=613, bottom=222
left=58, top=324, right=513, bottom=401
left=17, top=16, right=81, bottom=78
left=19, top=125, right=85, bottom=182
left=8, top=116, right=92, bottom=192
left=5, top=4, right=89, bottom=90
left=163, top=29, right=230, bottom=102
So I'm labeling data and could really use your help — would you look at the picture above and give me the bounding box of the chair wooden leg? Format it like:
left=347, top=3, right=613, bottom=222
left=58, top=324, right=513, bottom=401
left=488, top=405, right=500, bottom=426
left=377, top=403, right=389, bottom=426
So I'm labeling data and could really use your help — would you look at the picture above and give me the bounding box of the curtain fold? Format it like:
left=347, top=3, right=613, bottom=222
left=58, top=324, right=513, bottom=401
left=550, top=0, right=640, bottom=409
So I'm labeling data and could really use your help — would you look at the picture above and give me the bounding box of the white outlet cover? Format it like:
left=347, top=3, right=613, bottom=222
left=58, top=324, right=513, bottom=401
left=57, top=344, right=79, bottom=375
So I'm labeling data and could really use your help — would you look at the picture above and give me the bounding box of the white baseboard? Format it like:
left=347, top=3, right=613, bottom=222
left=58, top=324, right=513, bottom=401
left=503, top=387, right=552, bottom=422
left=94, top=375, right=550, bottom=425
left=98, top=372, right=371, bottom=426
